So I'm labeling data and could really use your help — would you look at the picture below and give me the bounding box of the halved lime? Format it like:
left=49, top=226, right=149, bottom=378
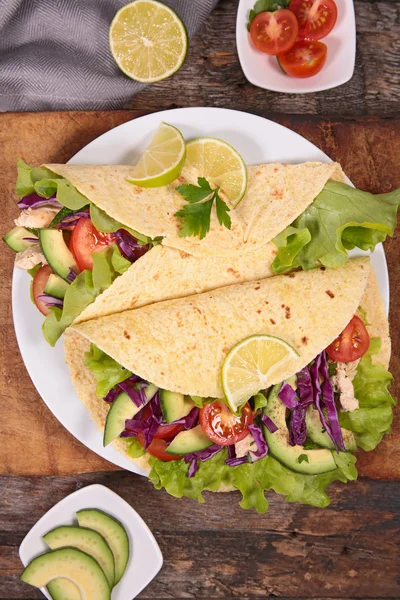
left=109, top=0, right=188, bottom=83
left=222, top=335, right=299, bottom=412
left=185, top=138, right=248, bottom=207
left=128, top=122, right=186, bottom=187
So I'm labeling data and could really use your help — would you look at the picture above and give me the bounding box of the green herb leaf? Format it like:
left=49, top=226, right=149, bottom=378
left=298, top=454, right=309, bottom=464
left=175, top=177, right=232, bottom=239
left=247, top=0, right=291, bottom=28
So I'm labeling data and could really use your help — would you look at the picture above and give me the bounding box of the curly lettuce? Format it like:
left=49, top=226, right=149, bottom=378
left=272, top=181, right=400, bottom=273
left=84, top=343, right=132, bottom=399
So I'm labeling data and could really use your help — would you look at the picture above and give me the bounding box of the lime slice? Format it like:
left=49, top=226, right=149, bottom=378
left=222, top=335, right=299, bottom=412
left=185, top=138, right=248, bottom=207
left=109, top=0, right=188, bottom=83
left=128, top=122, right=186, bottom=187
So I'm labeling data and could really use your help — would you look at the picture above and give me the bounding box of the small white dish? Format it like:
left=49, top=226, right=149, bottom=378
left=19, top=484, right=163, bottom=599
left=236, top=0, right=356, bottom=93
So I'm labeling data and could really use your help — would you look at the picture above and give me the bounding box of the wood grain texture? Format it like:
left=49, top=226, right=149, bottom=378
left=125, top=0, right=400, bottom=117
left=1, top=472, right=400, bottom=599
left=1, top=111, right=400, bottom=479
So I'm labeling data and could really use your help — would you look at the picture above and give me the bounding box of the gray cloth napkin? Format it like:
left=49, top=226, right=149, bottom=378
left=0, top=0, right=218, bottom=112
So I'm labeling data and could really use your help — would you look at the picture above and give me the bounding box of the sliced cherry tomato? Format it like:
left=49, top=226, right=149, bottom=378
left=32, top=265, right=54, bottom=316
left=289, top=0, right=338, bottom=40
left=326, top=316, right=370, bottom=363
left=250, top=9, right=298, bottom=55
left=70, top=218, right=114, bottom=271
left=277, top=40, right=327, bottom=78
left=136, top=432, right=183, bottom=461
left=199, top=401, right=253, bottom=446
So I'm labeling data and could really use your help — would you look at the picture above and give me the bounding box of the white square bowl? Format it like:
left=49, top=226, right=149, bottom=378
left=236, top=0, right=356, bottom=93
left=19, top=484, right=163, bottom=599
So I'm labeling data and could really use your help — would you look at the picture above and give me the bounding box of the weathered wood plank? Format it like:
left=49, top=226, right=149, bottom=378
left=1, top=473, right=399, bottom=599
left=126, top=0, right=400, bottom=117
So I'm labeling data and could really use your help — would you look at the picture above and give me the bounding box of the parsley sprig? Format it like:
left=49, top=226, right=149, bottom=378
left=175, top=177, right=231, bottom=240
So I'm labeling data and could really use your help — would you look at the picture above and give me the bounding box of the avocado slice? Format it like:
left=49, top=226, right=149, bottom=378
left=43, top=525, right=115, bottom=588
left=159, top=390, right=195, bottom=423
left=76, top=509, right=129, bottom=585
left=47, top=578, right=81, bottom=600
left=44, top=273, right=70, bottom=299
left=3, top=226, right=38, bottom=252
left=20, top=547, right=110, bottom=600
left=305, top=406, right=357, bottom=452
left=39, top=229, right=78, bottom=281
left=103, top=385, right=158, bottom=447
left=263, top=385, right=337, bottom=475
left=166, top=424, right=213, bottom=455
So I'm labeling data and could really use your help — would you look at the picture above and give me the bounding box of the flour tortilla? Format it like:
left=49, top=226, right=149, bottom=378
left=68, top=257, right=370, bottom=399
left=75, top=243, right=278, bottom=324
left=46, top=161, right=345, bottom=258
left=65, top=258, right=391, bottom=474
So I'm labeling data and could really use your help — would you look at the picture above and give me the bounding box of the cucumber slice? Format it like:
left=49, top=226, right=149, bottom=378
left=160, top=390, right=195, bottom=423
left=166, top=424, right=213, bottom=455
left=76, top=509, right=129, bottom=585
left=43, top=525, right=115, bottom=588
left=3, top=226, right=38, bottom=252
left=44, top=273, right=70, bottom=299
left=39, top=229, right=78, bottom=281
left=306, top=406, right=357, bottom=452
left=103, top=384, right=158, bottom=447
left=20, top=547, right=110, bottom=600
left=263, top=385, right=337, bottom=475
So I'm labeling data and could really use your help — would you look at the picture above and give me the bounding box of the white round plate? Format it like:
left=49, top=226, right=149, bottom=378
left=236, top=0, right=356, bottom=93
left=12, top=107, right=389, bottom=475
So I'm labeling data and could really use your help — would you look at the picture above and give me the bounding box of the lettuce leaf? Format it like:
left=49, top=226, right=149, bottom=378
left=148, top=447, right=357, bottom=513
left=84, top=343, right=132, bottom=398
left=272, top=181, right=400, bottom=273
left=339, top=338, right=396, bottom=451
left=42, top=244, right=131, bottom=346
left=90, top=203, right=152, bottom=244
left=15, top=159, right=88, bottom=210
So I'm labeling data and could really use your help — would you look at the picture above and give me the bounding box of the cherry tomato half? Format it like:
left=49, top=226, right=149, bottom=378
left=326, top=316, right=370, bottom=363
left=70, top=218, right=114, bottom=271
left=277, top=40, right=327, bottom=78
left=250, top=9, right=298, bottom=55
left=199, top=401, right=253, bottom=446
left=289, top=0, right=338, bottom=40
left=32, top=265, right=54, bottom=316
left=136, top=432, right=183, bottom=461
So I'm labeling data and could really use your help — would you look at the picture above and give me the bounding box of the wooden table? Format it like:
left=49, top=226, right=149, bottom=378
left=1, top=1, right=400, bottom=598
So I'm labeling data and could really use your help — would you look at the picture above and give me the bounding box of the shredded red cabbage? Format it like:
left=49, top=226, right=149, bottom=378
left=319, top=352, right=345, bottom=451
left=184, top=444, right=223, bottom=464
left=288, top=367, right=314, bottom=446
left=103, top=388, right=120, bottom=404
left=261, top=413, right=278, bottom=433
left=228, top=444, right=236, bottom=459
left=58, top=211, right=90, bottom=230
left=187, top=459, right=198, bottom=478
left=37, top=294, right=63, bottom=308
left=118, top=377, right=148, bottom=408
left=248, top=423, right=269, bottom=462
left=122, top=392, right=163, bottom=448
left=115, top=229, right=149, bottom=263
left=67, top=268, right=77, bottom=282
left=22, top=237, right=39, bottom=243
left=278, top=382, right=298, bottom=408
left=17, top=193, right=61, bottom=210
left=226, top=456, right=249, bottom=466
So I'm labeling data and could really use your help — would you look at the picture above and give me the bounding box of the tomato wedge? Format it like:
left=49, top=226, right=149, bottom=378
left=32, top=265, right=54, bottom=316
left=250, top=9, right=298, bottom=55
left=136, top=432, right=183, bottom=461
left=70, top=218, right=114, bottom=271
left=326, top=316, right=370, bottom=363
left=289, top=0, right=338, bottom=40
left=199, top=401, right=253, bottom=446
left=277, top=40, right=327, bottom=78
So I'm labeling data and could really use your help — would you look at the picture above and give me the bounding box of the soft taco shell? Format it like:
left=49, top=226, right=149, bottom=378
left=69, top=257, right=370, bottom=399
left=46, top=162, right=345, bottom=258
left=75, top=243, right=278, bottom=324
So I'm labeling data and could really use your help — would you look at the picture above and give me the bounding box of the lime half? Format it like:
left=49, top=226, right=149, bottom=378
left=185, top=138, right=248, bottom=207
left=222, top=335, right=299, bottom=412
left=109, top=0, right=188, bottom=83
left=128, top=122, right=186, bottom=187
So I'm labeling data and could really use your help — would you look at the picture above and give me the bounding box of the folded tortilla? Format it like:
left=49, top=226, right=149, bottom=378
left=46, top=161, right=345, bottom=258
left=68, top=257, right=371, bottom=399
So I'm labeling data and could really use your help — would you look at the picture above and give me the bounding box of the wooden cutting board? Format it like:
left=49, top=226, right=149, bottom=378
left=1, top=111, right=399, bottom=478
